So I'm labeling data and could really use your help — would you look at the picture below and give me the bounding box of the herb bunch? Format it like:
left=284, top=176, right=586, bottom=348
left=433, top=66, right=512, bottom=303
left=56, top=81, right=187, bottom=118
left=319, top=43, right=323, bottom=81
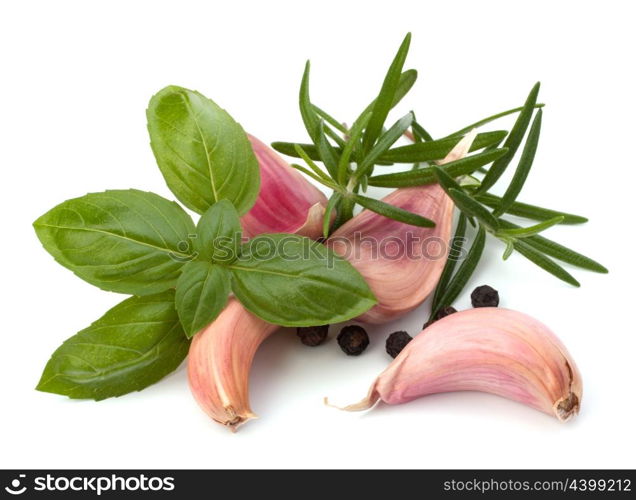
left=273, top=33, right=607, bottom=314
left=33, top=86, right=376, bottom=400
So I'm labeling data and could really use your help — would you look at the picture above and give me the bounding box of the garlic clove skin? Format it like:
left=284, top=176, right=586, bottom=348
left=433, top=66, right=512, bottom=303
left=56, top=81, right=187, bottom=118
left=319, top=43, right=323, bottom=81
left=188, top=298, right=279, bottom=431
left=327, top=185, right=453, bottom=323
left=334, top=308, right=582, bottom=422
left=325, top=131, right=477, bottom=324
left=241, top=135, right=328, bottom=239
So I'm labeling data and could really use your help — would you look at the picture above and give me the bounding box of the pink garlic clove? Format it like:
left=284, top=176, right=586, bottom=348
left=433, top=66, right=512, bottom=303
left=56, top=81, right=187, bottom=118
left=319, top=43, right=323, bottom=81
left=327, top=185, right=453, bottom=323
left=333, top=308, right=582, bottom=422
left=325, top=131, right=476, bottom=324
left=241, top=135, right=328, bottom=239
left=188, top=298, right=279, bottom=431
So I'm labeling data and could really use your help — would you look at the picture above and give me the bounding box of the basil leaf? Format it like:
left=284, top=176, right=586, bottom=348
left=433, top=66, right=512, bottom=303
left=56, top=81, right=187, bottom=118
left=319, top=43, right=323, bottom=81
left=176, top=261, right=231, bottom=338
left=36, top=291, right=189, bottom=400
left=33, top=189, right=195, bottom=295
left=229, top=234, right=376, bottom=326
left=147, top=86, right=259, bottom=215
left=195, top=200, right=242, bottom=264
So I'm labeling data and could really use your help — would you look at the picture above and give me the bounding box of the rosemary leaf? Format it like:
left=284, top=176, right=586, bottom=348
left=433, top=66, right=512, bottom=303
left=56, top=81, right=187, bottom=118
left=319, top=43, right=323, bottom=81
left=475, top=192, right=588, bottom=224
left=494, top=109, right=542, bottom=216
left=432, top=165, right=463, bottom=193
left=412, top=119, right=434, bottom=142
left=380, top=131, right=507, bottom=163
left=499, top=219, right=608, bottom=273
left=351, top=194, right=435, bottom=227
left=502, top=239, right=515, bottom=260
left=497, top=216, right=563, bottom=238
left=290, top=163, right=338, bottom=189
left=478, top=82, right=541, bottom=193
left=357, top=112, right=414, bottom=178
left=299, top=62, right=339, bottom=175
left=448, top=103, right=545, bottom=137
left=316, top=120, right=340, bottom=178
left=431, top=226, right=486, bottom=316
left=447, top=189, right=499, bottom=231
left=362, top=33, right=412, bottom=152
left=337, top=112, right=370, bottom=185
left=431, top=214, right=468, bottom=312
left=513, top=240, right=581, bottom=287
left=293, top=144, right=332, bottom=182
left=323, top=193, right=341, bottom=238
left=369, top=148, right=508, bottom=187
left=313, top=105, right=347, bottom=133
left=323, top=123, right=346, bottom=148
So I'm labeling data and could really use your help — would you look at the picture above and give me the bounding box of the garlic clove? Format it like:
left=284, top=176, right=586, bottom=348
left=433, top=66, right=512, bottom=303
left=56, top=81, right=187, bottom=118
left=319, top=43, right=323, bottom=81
left=325, top=132, right=476, bottom=324
left=332, top=308, right=582, bottom=421
left=327, top=185, right=453, bottom=323
left=188, top=298, right=278, bottom=431
left=241, top=135, right=328, bottom=239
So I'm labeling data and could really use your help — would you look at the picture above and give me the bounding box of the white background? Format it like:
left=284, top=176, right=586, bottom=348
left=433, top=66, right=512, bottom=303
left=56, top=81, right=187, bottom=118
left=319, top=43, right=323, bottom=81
left=1, top=0, right=634, bottom=469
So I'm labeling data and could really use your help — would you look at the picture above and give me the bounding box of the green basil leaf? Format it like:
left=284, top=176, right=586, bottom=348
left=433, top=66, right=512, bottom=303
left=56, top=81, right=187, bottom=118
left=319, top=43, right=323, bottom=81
left=475, top=193, right=588, bottom=224
left=229, top=234, right=376, bottom=326
left=368, top=148, right=508, bottom=188
left=195, top=200, right=242, bottom=264
left=36, top=291, right=189, bottom=400
left=362, top=33, right=412, bottom=151
left=175, top=261, right=231, bottom=338
left=380, top=130, right=507, bottom=163
left=33, top=190, right=195, bottom=295
left=147, top=85, right=259, bottom=215
left=477, top=82, right=541, bottom=193
left=351, top=194, right=435, bottom=227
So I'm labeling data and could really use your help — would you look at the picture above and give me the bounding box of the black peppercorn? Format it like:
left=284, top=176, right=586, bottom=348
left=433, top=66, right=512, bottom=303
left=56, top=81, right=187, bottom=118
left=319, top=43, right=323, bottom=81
left=423, top=305, right=458, bottom=329
left=471, top=285, right=499, bottom=308
left=385, top=330, right=412, bottom=358
left=337, top=325, right=369, bottom=356
left=296, top=325, right=329, bottom=347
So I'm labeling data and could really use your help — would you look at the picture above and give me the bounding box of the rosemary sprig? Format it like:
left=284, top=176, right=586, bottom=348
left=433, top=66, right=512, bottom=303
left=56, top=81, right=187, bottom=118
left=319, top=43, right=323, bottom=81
left=273, top=32, right=606, bottom=302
